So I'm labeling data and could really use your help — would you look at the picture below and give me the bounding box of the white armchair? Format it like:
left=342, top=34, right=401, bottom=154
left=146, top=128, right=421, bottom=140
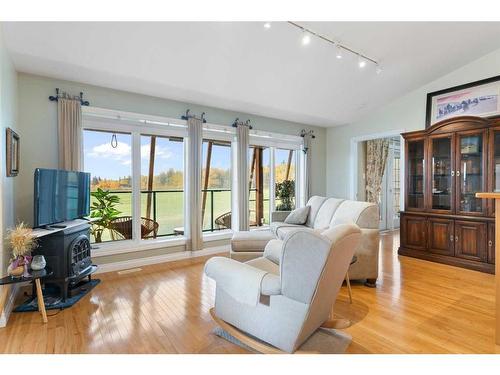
left=205, top=223, right=361, bottom=353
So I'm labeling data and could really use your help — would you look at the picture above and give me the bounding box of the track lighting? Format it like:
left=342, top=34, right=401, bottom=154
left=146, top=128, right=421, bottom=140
left=335, top=45, right=343, bottom=59
left=358, top=56, right=367, bottom=68
left=264, top=22, right=271, bottom=29
left=301, top=32, right=311, bottom=45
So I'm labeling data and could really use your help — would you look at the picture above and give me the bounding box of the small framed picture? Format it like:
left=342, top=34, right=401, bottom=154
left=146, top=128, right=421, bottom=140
left=426, top=75, right=500, bottom=128
left=6, top=127, right=20, bottom=177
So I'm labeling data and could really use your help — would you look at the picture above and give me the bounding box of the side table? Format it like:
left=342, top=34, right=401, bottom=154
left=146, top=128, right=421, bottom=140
left=0, top=266, right=53, bottom=324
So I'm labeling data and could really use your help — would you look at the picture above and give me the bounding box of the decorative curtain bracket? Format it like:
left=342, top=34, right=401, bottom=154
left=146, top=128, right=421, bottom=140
left=181, top=109, right=207, bottom=123
left=300, top=129, right=315, bottom=154
left=232, top=118, right=253, bottom=129
left=49, top=88, right=90, bottom=106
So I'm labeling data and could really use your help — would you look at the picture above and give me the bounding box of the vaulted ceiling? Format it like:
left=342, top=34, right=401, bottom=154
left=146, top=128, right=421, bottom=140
left=3, top=22, right=500, bottom=127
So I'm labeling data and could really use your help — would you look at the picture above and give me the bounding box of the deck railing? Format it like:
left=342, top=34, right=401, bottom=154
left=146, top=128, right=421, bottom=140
left=97, top=189, right=269, bottom=238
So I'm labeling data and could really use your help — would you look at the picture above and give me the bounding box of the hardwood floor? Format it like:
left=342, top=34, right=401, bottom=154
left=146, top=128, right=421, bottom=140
left=0, top=230, right=499, bottom=354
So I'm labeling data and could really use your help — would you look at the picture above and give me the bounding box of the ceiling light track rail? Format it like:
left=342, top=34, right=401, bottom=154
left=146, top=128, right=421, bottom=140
left=287, top=21, right=379, bottom=66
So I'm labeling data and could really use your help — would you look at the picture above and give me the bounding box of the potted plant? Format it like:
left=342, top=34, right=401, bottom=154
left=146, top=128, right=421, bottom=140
left=89, top=188, right=122, bottom=243
left=6, top=222, right=38, bottom=278
left=275, top=179, right=295, bottom=211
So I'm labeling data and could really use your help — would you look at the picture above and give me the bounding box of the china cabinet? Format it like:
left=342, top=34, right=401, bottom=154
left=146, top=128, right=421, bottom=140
left=399, top=116, right=498, bottom=273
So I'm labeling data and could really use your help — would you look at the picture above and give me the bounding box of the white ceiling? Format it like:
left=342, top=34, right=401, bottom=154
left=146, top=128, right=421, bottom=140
left=3, top=22, right=500, bottom=127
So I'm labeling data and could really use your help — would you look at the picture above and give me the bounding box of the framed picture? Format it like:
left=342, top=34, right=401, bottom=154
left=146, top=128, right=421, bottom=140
left=425, top=75, right=500, bottom=128
left=6, top=127, right=20, bottom=177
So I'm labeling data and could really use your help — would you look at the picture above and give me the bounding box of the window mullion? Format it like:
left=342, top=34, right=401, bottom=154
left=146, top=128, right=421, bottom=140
left=270, top=147, right=276, bottom=215
left=132, top=131, right=142, bottom=242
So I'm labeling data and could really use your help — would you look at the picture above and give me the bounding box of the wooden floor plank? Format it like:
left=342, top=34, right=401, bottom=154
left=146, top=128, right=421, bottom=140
left=1, top=230, right=499, bottom=353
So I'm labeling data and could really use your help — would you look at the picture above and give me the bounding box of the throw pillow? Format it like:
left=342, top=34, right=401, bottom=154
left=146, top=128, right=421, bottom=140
left=284, top=206, right=310, bottom=225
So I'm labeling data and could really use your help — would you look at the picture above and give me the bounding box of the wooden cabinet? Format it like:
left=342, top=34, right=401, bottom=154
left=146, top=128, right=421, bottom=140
left=427, top=218, right=454, bottom=256
left=399, top=116, right=496, bottom=274
left=454, top=220, right=487, bottom=262
left=488, top=222, right=495, bottom=264
left=401, top=215, right=426, bottom=250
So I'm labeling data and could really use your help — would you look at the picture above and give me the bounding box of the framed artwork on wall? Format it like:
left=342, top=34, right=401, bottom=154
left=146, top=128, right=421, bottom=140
left=425, top=75, right=500, bottom=128
left=6, top=127, right=20, bottom=177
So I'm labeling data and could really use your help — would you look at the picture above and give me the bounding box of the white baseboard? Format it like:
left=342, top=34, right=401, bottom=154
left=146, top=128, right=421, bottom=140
left=95, top=245, right=230, bottom=274
left=0, top=284, right=20, bottom=328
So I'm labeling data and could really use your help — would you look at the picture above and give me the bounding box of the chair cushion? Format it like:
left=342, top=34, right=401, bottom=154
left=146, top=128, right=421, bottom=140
left=284, top=206, right=310, bottom=225
left=312, top=198, right=344, bottom=229
left=245, top=257, right=281, bottom=295
left=275, top=225, right=312, bottom=240
left=263, top=239, right=283, bottom=264
left=270, top=222, right=302, bottom=236
left=231, top=230, right=275, bottom=252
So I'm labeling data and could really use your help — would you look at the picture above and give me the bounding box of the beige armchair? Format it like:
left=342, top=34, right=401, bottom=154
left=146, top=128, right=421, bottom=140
left=205, top=223, right=361, bottom=353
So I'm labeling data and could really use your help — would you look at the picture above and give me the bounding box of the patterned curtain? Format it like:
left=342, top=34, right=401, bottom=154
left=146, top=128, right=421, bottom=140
left=365, top=138, right=389, bottom=203
left=57, top=96, right=82, bottom=171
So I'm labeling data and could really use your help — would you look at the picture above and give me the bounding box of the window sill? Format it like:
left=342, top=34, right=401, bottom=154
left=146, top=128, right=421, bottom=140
left=91, top=236, right=187, bottom=257
left=203, top=230, right=233, bottom=241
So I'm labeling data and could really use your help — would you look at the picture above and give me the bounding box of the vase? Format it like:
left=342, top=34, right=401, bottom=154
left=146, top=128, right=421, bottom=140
left=31, top=255, right=47, bottom=271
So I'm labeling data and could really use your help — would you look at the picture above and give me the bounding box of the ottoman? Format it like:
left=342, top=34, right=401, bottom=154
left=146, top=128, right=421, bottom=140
left=230, top=230, right=275, bottom=262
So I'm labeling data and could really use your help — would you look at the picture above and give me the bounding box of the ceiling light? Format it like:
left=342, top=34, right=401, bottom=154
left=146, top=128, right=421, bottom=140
left=264, top=22, right=271, bottom=29
left=301, top=33, right=311, bottom=45
left=358, top=56, right=367, bottom=68
left=335, top=45, right=343, bottom=59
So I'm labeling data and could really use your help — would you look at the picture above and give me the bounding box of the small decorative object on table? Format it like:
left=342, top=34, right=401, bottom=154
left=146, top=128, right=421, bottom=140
left=5, top=222, right=38, bottom=278
left=31, top=255, right=46, bottom=271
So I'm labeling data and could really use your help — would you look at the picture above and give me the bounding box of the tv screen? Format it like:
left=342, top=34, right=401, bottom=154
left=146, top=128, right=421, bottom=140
left=34, top=168, right=91, bottom=227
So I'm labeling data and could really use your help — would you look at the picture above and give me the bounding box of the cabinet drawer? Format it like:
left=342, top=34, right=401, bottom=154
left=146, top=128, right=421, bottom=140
left=428, top=218, right=454, bottom=256
left=454, top=220, right=487, bottom=262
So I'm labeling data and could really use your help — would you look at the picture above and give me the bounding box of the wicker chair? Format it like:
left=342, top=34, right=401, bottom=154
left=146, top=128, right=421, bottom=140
left=214, top=212, right=232, bottom=230
left=108, top=216, right=159, bottom=240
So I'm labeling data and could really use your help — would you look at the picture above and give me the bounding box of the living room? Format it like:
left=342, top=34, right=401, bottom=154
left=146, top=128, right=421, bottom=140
left=1, top=0, right=500, bottom=370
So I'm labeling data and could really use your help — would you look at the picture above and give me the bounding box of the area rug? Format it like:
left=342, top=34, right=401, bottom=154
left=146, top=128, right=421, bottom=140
left=14, top=279, right=100, bottom=312
left=213, top=326, right=352, bottom=354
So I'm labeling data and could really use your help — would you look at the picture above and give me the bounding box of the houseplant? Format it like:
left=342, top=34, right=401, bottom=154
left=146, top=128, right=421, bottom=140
left=275, top=179, right=295, bottom=211
left=6, top=222, right=38, bottom=278
left=89, top=188, right=122, bottom=243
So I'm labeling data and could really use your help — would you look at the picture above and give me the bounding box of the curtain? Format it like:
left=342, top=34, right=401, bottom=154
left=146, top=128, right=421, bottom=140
left=365, top=138, right=389, bottom=203
left=303, top=134, right=313, bottom=201
left=236, top=124, right=250, bottom=231
left=186, top=117, right=203, bottom=251
left=57, top=97, right=82, bottom=171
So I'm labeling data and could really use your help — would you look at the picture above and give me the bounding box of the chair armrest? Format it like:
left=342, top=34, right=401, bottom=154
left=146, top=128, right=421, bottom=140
left=271, top=211, right=290, bottom=223
left=204, top=257, right=271, bottom=306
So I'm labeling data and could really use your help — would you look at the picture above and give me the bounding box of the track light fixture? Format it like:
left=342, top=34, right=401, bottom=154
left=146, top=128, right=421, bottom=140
left=301, top=32, right=311, bottom=45
left=286, top=21, right=380, bottom=73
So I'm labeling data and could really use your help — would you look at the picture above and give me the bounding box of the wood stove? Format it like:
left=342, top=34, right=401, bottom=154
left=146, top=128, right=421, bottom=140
left=34, top=221, right=96, bottom=300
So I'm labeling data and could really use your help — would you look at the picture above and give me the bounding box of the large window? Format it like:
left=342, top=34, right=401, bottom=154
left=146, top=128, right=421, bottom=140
left=140, top=135, right=184, bottom=238
left=202, top=139, right=232, bottom=232
left=275, top=148, right=296, bottom=211
left=83, top=130, right=132, bottom=243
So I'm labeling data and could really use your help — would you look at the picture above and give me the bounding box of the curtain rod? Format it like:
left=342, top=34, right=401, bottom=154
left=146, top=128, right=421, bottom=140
left=181, top=109, right=207, bottom=123
left=49, top=88, right=90, bottom=106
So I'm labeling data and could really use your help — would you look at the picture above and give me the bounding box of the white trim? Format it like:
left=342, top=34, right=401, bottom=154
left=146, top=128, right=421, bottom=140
left=91, top=237, right=187, bottom=257
left=349, top=129, right=406, bottom=202
left=0, top=284, right=20, bottom=328
left=94, top=245, right=229, bottom=274
left=82, top=106, right=187, bottom=127
left=203, top=230, right=233, bottom=241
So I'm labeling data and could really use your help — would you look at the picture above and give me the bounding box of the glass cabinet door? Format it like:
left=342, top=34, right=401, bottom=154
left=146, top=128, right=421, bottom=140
left=457, top=132, right=484, bottom=214
left=431, top=136, right=453, bottom=211
left=406, top=139, right=425, bottom=210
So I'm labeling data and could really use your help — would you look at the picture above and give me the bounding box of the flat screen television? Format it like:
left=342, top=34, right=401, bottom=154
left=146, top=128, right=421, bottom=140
left=34, top=168, right=91, bottom=228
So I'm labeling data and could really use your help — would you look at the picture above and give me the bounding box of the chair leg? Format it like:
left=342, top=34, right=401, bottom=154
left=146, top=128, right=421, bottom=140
left=345, top=271, right=353, bottom=304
